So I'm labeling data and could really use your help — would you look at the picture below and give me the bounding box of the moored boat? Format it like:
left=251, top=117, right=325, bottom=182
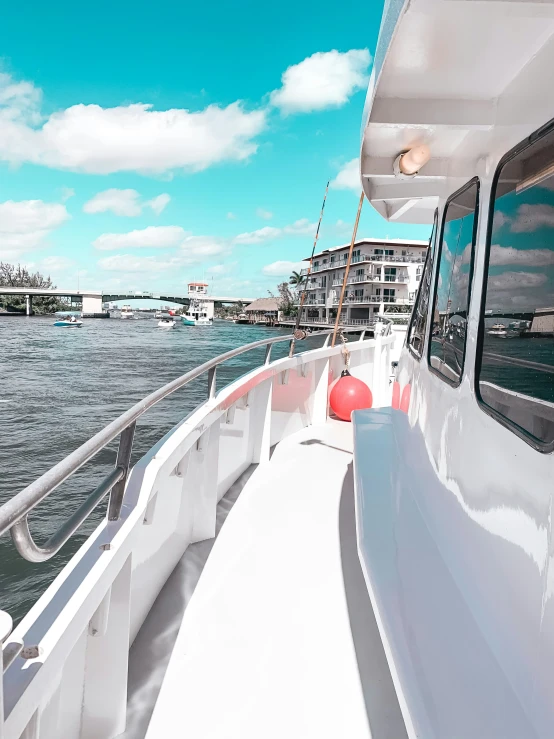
left=120, top=305, right=134, bottom=319
left=488, top=323, right=507, bottom=335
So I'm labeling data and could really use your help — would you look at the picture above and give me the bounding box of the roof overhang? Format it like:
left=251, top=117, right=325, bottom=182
left=361, top=0, right=554, bottom=224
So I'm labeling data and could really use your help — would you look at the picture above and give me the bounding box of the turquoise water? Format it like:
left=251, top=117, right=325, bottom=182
left=0, top=316, right=300, bottom=623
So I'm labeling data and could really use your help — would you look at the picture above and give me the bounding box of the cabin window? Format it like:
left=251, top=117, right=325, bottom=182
left=407, top=211, right=438, bottom=358
left=477, top=126, right=554, bottom=449
left=428, top=180, right=478, bottom=384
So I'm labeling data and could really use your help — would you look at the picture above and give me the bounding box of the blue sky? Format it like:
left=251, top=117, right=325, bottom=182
left=0, top=0, right=431, bottom=303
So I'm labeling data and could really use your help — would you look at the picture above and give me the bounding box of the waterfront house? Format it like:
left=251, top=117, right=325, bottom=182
left=300, top=237, right=428, bottom=326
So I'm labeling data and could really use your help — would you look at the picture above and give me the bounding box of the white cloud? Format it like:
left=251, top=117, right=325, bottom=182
left=146, top=193, right=171, bottom=215
left=0, top=72, right=266, bottom=176
left=330, top=158, right=359, bottom=191
left=256, top=207, right=273, bottom=220
left=233, top=226, right=282, bottom=244
left=262, top=260, right=306, bottom=276
left=60, top=187, right=75, bottom=202
left=0, top=72, right=42, bottom=125
left=283, top=218, right=316, bottom=235
left=0, top=199, right=69, bottom=258
left=335, top=219, right=352, bottom=236
left=93, top=225, right=187, bottom=250
left=226, top=212, right=237, bottom=220
left=270, top=49, right=371, bottom=114
left=492, top=210, right=511, bottom=231
left=511, top=203, right=554, bottom=233
left=488, top=271, right=547, bottom=291
left=233, top=219, right=316, bottom=245
left=38, top=255, right=75, bottom=272
left=84, top=189, right=142, bottom=217
left=180, top=235, right=229, bottom=260
left=98, top=254, right=180, bottom=273
left=489, top=244, right=554, bottom=267
left=206, top=262, right=237, bottom=275
left=83, top=188, right=171, bottom=217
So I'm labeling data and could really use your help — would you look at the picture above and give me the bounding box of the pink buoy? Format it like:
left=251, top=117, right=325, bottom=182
left=400, top=384, right=411, bottom=414
left=329, top=370, right=373, bottom=422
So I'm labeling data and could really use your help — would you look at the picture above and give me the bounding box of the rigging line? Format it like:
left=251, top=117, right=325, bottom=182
left=331, top=192, right=365, bottom=348
left=289, top=181, right=330, bottom=356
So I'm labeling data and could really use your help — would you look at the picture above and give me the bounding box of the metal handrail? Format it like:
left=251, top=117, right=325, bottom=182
left=0, top=328, right=363, bottom=562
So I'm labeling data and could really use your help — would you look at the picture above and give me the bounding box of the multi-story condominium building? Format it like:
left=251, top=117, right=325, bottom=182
left=300, top=237, right=428, bottom=325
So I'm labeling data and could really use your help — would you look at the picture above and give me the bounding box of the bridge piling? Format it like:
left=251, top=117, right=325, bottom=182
left=25, top=295, right=33, bottom=316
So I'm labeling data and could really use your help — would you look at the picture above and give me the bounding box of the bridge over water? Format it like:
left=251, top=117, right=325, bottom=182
left=0, top=288, right=255, bottom=316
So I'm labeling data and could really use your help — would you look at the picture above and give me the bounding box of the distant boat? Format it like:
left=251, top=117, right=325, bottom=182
left=158, top=318, right=176, bottom=329
left=182, top=299, right=212, bottom=326
left=488, top=323, right=507, bottom=335
left=120, top=305, right=134, bottom=319
left=53, top=318, right=82, bottom=328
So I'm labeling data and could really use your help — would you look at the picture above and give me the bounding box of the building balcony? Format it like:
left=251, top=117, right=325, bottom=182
left=337, top=295, right=412, bottom=305
left=331, top=276, right=409, bottom=287
left=302, top=253, right=425, bottom=274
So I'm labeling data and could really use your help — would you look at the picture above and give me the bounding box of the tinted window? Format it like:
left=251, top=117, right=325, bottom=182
left=429, top=180, right=478, bottom=384
left=407, top=212, right=437, bottom=357
left=478, top=128, right=554, bottom=447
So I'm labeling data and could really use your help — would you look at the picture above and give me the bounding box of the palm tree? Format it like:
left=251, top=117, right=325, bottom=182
left=289, top=270, right=306, bottom=287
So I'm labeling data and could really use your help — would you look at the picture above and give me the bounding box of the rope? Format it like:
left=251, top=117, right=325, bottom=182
left=331, top=192, right=364, bottom=347
left=339, top=331, right=350, bottom=370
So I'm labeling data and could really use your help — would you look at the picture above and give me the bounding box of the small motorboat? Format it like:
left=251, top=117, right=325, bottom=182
left=54, top=318, right=83, bottom=328
left=158, top=318, right=176, bottom=329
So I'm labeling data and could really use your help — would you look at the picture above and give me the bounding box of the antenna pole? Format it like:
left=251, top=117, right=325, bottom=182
left=331, top=192, right=364, bottom=347
left=289, top=181, right=330, bottom=356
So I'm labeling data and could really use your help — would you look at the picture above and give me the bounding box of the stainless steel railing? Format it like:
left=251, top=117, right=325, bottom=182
left=0, top=328, right=365, bottom=563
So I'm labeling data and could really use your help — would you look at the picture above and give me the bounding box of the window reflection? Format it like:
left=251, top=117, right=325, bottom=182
left=429, top=181, right=478, bottom=383
left=408, top=212, right=436, bottom=357
left=479, top=128, right=554, bottom=446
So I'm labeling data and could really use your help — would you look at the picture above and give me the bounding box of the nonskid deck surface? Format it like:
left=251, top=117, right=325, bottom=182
left=143, top=421, right=406, bottom=739
left=121, top=466, right=258, bottom=739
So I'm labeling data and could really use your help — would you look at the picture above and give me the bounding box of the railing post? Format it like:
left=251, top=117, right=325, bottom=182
left=0, top=610, right=11, bottom=737
left=264, top=343, right=272, bottom=364
left=207, top=366, right=217, bottom=399
left=107, top=422, right=136, bottom=521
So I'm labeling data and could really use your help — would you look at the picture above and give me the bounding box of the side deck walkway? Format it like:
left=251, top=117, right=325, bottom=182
left=144, top=421, right=406, bottom=739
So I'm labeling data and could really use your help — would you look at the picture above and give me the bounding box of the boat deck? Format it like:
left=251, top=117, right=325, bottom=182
left=126, top=420, right=406, bottom=739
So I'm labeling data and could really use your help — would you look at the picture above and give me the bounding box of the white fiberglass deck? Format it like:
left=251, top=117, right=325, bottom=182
left=141, top=420, right=405, bottom=739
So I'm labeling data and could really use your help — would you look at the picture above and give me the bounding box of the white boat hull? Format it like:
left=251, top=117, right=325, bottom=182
left=0, top=333, right=393, bottom=739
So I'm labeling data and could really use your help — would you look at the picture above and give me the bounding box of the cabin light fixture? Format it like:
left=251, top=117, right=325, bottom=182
left=393, top=144, right=431, bottom=178
left=516, top=160, right=554, bottom=194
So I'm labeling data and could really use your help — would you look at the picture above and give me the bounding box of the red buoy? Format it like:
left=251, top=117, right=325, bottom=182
left=329, top=369, right=372, bottom=422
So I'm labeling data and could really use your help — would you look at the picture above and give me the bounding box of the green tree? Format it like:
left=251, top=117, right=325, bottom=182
left=269, top=282, right=297, bottom=317
left=289, top=270, right=306, bottom=288
left=0, top=262, right=68, bottom=314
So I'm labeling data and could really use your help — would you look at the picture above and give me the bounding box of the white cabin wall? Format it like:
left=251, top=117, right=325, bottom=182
left=390, top=161, right=554, bottom=735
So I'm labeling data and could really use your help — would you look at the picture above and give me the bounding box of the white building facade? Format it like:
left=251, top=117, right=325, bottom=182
left=300, top=238, right=428, bottom=325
